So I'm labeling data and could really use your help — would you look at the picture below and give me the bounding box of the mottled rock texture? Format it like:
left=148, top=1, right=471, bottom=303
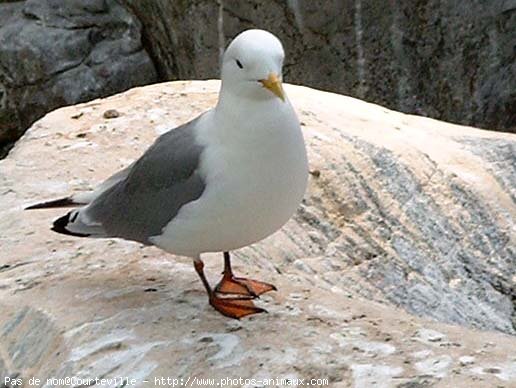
left=121, top=0, right=515, bottom=133
left=0, top=0, right=157, bottom=157
left=1, top=81, right=515, bottom=386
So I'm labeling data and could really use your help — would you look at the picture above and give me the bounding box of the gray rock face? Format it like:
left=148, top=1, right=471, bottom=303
left=0, top=0, right=157, bottom=156
left=119, top=0, right=221, bottom=80
left=120, top=0, right=515, bottom=132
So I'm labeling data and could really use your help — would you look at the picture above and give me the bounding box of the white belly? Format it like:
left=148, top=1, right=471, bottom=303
left=151, top=103, right=308, bottom=257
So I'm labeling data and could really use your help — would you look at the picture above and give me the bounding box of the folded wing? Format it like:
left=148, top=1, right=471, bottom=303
left=51, top=118, right=206, bottom=245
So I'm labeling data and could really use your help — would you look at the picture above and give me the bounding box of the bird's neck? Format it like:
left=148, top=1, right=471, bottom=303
left=215, top=84, right=288, bottom=120
left=210, top=87, right=298, bottom=148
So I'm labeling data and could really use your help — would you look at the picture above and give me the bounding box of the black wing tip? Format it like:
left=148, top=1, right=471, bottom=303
left=51, top=212, right=90, bottom=238
left=26, top=197, right=78, bottom=210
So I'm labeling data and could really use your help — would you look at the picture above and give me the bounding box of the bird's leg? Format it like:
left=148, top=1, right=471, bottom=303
left=214, top=252, right=277, bottom=298
left=193, top=257, right=265, bottom=319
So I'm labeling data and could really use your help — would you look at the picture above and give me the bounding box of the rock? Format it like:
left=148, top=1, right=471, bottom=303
left=0, top=0, right=157, bottom=156
left=413, top=329, right=447, bottom=344
left=414, top=355, right=453, bottom=378
left=119, top=0, right=220, bottom=81
left=459, top=356, right=476, bottom=366
left=103, top=109, right=121, bottom=119
left=1, top=81, right=515, bottom=385
left=119, top=1, right=515, bottom=132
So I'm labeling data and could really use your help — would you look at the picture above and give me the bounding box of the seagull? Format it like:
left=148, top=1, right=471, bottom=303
left=26, top=29, right=308, bottom=319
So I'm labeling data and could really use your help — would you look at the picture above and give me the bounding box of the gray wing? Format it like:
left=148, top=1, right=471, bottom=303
left=67, top=117, right=206, bottom=244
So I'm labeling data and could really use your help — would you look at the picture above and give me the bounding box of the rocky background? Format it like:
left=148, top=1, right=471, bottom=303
left=120, top=0, right=516, bottom=132
left=0, top=81, right=515, bottom=386
left=1, top=0, right=515, bottom=157
left=0, top=0, right=157, bottom=157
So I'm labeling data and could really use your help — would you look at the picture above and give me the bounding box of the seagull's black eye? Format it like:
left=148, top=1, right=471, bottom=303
left=235, top=59, right=244, bottom=69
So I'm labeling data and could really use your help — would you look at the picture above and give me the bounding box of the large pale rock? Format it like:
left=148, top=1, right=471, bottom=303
left=0, top=81, right=515, bottom=386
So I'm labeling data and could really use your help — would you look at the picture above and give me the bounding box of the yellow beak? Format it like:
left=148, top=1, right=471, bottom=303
left=260, top=73, right=285, bottom=101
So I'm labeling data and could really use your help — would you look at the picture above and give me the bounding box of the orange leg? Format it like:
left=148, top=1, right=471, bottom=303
left=214, top=252, right=277, bottom=298
left=193, top=257, right=265, bottom=319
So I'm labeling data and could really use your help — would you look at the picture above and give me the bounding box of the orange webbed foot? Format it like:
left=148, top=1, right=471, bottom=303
left=215, top=275, right=277, bottom=298
left=209, top=294, right=266, bottom=319
left=194, top=253, right=276, bottom=319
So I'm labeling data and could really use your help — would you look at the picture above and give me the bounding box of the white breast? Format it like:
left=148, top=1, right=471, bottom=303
left=151, top=98, right=308, bottom=257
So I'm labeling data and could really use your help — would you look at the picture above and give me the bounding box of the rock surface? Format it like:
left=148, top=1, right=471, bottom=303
left=120, top=0, right=515, bottom=132
left=1, top=81, right=515, bottom=386
left=0, top=0, right=157, bottom=157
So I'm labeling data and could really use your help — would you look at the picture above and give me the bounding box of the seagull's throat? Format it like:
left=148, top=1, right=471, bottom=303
left=260, top=73, right=285, bottom=101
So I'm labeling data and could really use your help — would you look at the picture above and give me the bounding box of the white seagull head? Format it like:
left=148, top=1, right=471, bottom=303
left=220, top=29, right=285, bottom=102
